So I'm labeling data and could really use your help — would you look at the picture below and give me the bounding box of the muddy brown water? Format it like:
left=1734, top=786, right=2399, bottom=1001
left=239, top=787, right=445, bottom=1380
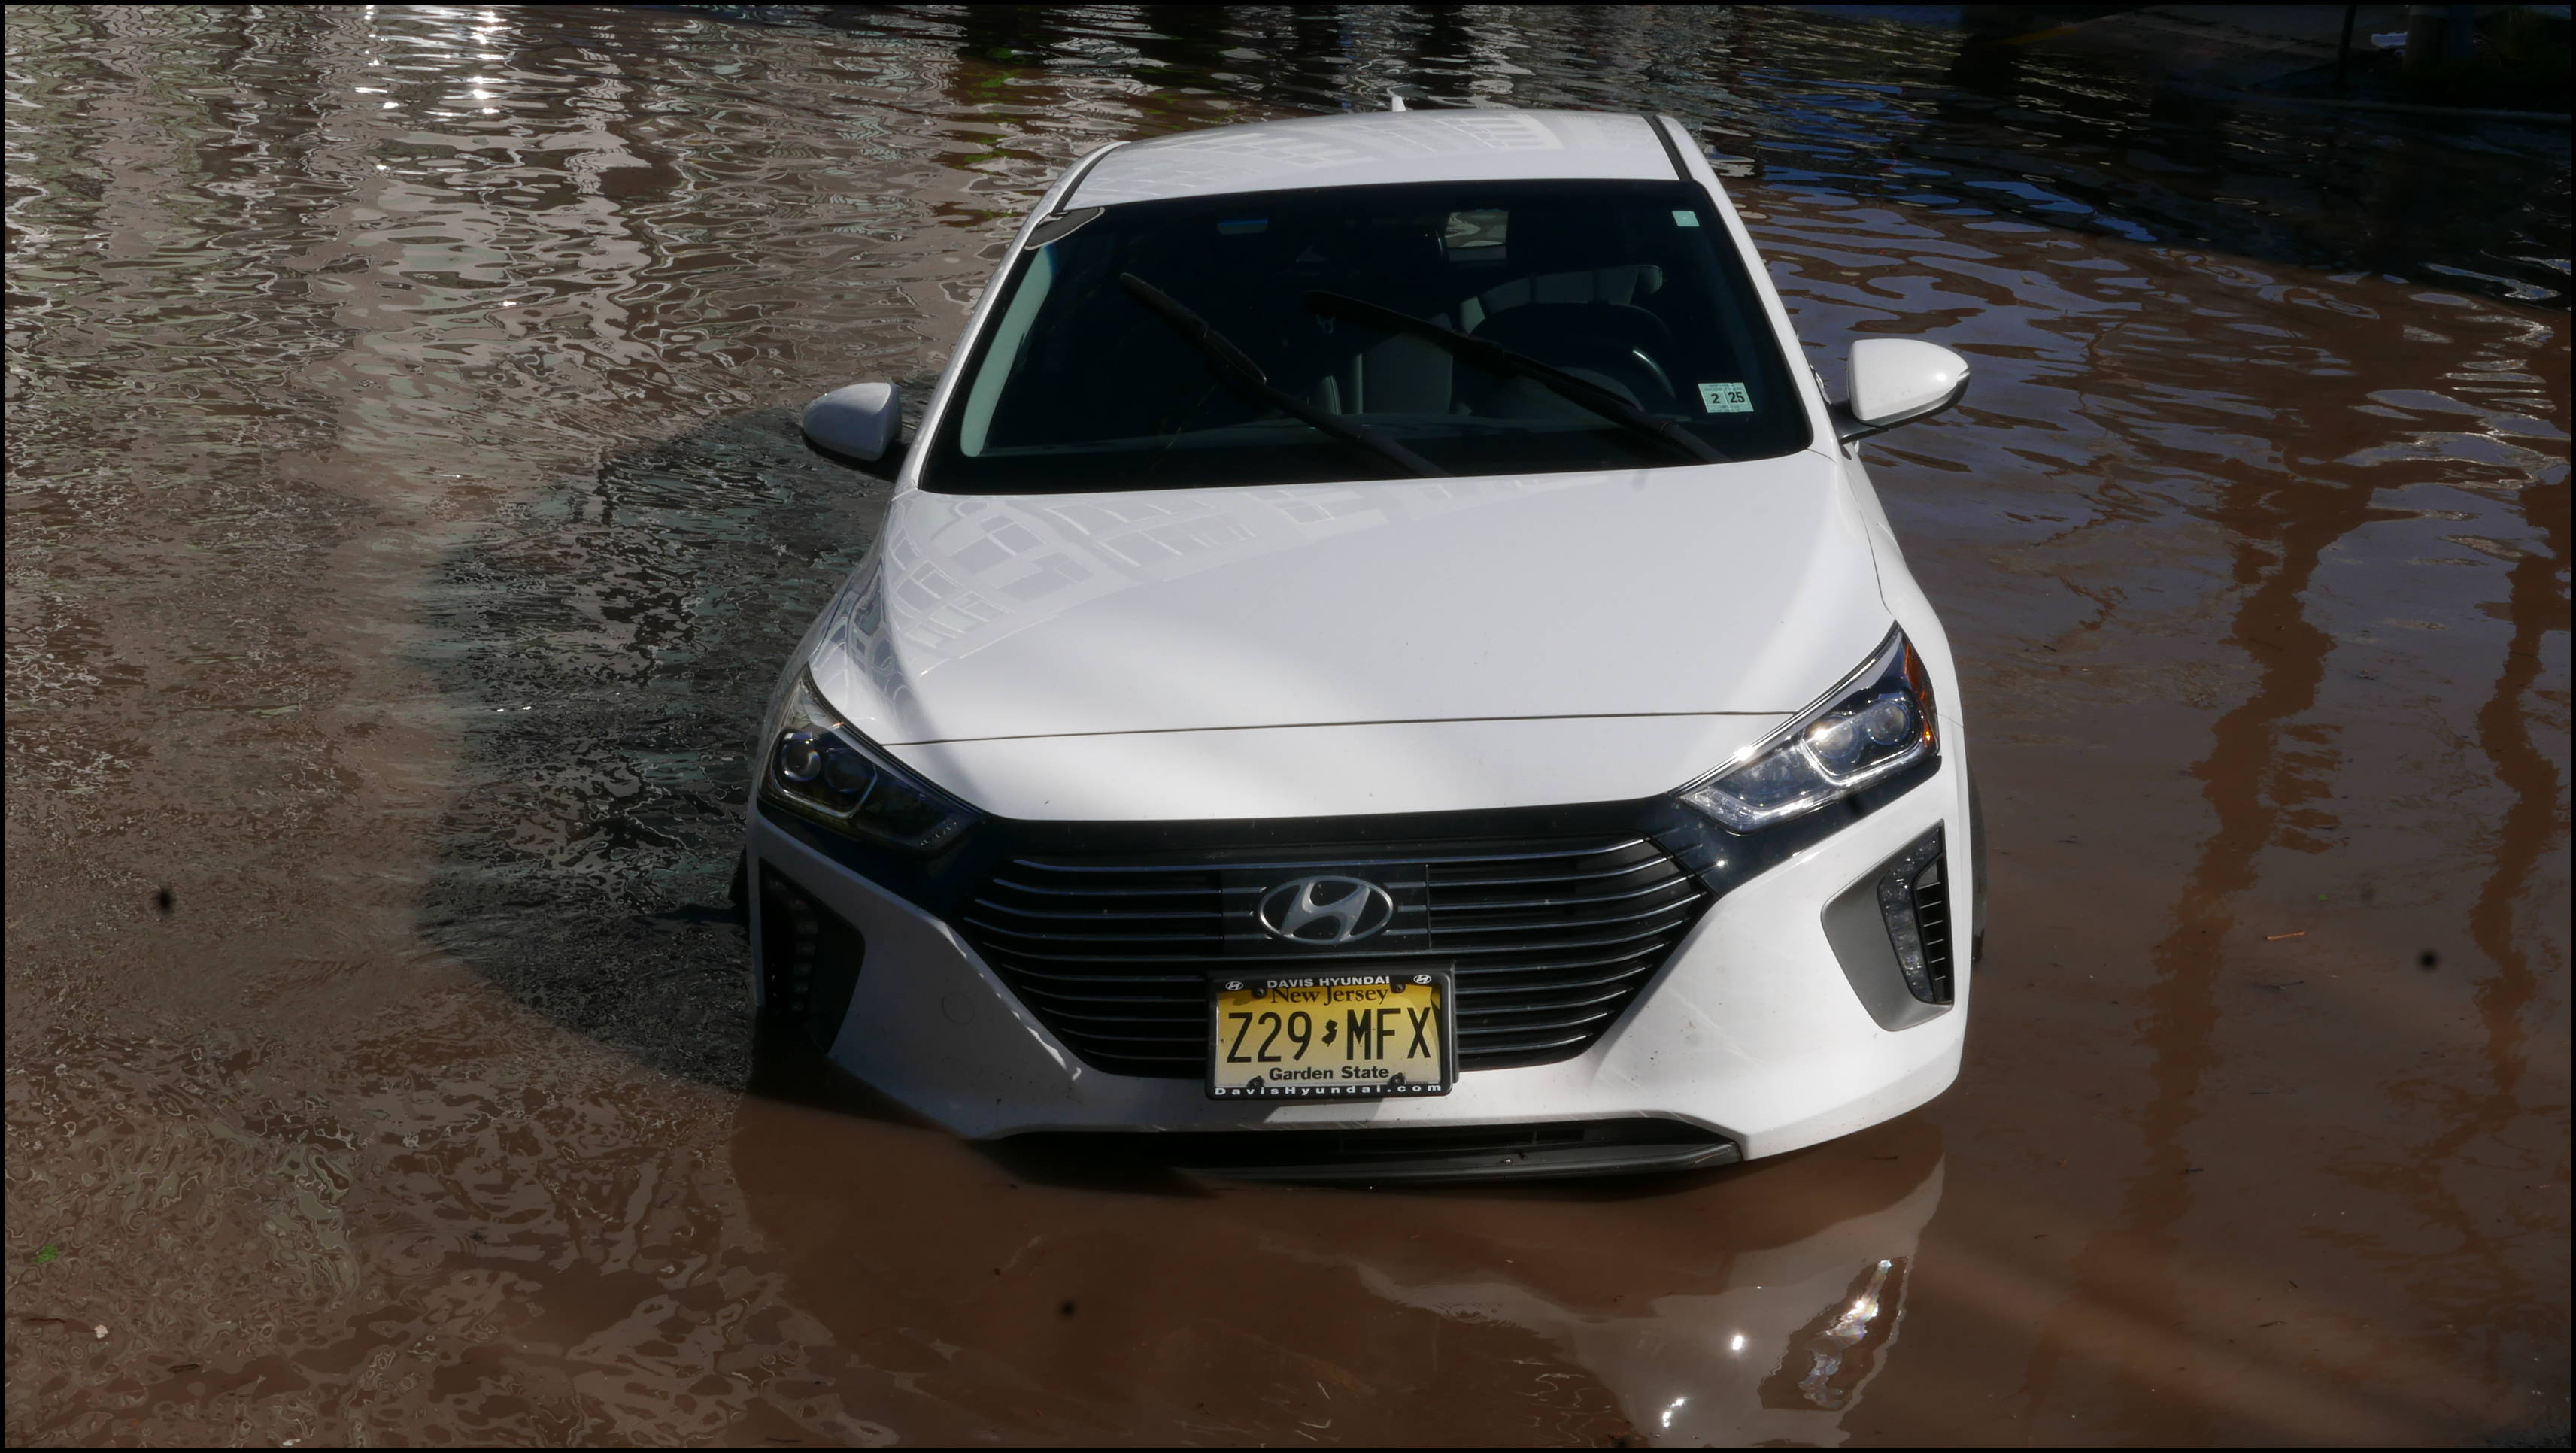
left=5, top=5, right=2566, bottom=1447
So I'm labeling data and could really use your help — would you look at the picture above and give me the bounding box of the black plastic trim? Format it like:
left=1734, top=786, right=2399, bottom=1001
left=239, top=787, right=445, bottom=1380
left=1024, top=206, right=1101, bottom=249
left=1046, top=143, right=1123, bottom=214
left=1968, top=767, right=1989, bottom=968
left=1640, top=111, right=1692, bottom=181
left=1831, top=375, right=1970, bottom=444
left=1003, top=1117, right=1739, bottom=1184
left=760, top=747, right=1936, bottom=925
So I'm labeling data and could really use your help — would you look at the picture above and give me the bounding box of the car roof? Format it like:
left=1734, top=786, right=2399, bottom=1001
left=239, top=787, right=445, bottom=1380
left=1067, top=108, right=1686, bottom=208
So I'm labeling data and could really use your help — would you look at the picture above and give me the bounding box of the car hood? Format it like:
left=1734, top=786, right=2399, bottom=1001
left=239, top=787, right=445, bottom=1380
left=806, top=448, right=1887, bottom=753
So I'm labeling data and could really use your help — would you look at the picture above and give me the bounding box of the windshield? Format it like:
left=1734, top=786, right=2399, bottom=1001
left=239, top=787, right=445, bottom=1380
left=921, top=180, right=1811, bottom=493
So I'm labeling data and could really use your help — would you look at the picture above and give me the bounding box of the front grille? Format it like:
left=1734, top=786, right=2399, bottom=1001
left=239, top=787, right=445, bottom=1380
left=959, top=836, right=1712, bottom=1078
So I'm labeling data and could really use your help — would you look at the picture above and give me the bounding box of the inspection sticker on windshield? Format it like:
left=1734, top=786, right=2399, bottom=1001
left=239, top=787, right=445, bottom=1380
left=1698, top=381, right=1754, bottom=413
left=1206, top=971, right=1452, bottom=1100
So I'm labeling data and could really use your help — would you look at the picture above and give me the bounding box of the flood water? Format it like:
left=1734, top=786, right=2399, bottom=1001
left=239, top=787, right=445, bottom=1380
left=5, top=4, right=2567, bottom=1446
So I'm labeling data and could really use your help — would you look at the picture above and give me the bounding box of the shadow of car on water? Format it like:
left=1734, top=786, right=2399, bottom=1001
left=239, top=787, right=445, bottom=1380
left=414, top=403, right=897, bottom=1091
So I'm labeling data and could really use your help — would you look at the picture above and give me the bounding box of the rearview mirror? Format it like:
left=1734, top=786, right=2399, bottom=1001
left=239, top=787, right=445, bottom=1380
left=801, top=381, right=901, bottom=462
left=1835, top=339, right=1969, bottom=443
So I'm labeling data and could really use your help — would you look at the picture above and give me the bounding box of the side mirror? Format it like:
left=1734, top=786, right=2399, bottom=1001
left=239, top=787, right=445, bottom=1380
left=1834, top=339, right=1969, bottom=443
left=801, top=381, right=901, bottom=463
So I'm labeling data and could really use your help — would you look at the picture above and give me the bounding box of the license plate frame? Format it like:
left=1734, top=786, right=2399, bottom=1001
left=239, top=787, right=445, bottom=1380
left=1205, top=968, right=1455, bottom=1100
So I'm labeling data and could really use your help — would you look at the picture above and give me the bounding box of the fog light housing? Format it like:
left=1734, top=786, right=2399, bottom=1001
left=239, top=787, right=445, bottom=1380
left=1876, top=828, right=1953, bottom=1005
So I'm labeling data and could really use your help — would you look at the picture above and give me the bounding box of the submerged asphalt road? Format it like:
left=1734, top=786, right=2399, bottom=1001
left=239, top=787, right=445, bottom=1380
left=5, top=5, right=2567, bottom=1445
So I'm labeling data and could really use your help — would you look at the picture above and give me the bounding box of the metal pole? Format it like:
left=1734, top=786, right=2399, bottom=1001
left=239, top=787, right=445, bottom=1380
left=2444, top=3, right=2475, bottom=62
left=2405, top=5, right=2444, bottom=77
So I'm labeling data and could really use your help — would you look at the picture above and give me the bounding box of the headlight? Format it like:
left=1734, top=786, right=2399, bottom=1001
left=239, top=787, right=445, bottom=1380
left=760, top=669, right=978, bottom=852
left=1678, top=628, right=1937, bottom=832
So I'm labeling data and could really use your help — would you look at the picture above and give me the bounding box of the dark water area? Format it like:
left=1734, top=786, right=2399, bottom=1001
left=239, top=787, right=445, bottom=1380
left=5, top=4, right=2567, bottom=1447
left=753, top=1, right=2572, bottom=307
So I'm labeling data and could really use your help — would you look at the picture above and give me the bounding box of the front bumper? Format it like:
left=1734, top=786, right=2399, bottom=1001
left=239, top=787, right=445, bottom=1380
left=743, top=761, right=1968, bottom=1163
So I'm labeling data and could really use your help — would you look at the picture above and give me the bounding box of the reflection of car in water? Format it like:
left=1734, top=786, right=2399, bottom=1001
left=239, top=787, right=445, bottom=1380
left=728, top=1073, right=1949, bottom=1442
left=752, top=106, right=1982, bottom=1180
left=1349, top=1117, right=1946, bottom=1443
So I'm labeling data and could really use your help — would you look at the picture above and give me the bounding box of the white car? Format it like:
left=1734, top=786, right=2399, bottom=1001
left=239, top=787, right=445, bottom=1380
left=751, top=106, right=1980, bottom=1181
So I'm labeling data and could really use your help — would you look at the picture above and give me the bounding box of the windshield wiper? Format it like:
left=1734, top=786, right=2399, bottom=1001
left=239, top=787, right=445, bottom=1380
left=1301, top=290, right=1728, bottom=465
left=1118, top=274, right=1449, bottom=480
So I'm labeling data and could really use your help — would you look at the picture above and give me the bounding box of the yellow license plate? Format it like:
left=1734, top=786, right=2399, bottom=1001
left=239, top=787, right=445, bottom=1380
left=1206, top=970, right=1453, bottom=1100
